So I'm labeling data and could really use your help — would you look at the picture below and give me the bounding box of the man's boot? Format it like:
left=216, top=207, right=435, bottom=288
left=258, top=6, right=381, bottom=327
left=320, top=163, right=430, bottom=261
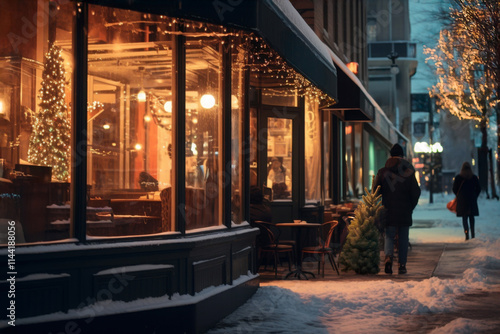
left=465, top=230, right=469, bottom=241
left=384, top=255, right=393, bottom=274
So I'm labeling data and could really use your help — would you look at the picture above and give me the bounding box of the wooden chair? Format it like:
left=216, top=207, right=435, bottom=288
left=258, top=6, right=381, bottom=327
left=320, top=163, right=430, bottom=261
left=301, top=220, right=340, bottom=277
left=160, top=187, right=171, bottom=231
left=254, top=221, right=294, bottom=279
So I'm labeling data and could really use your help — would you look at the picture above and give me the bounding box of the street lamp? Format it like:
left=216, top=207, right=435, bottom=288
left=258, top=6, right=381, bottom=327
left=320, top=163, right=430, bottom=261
left=387, top=52, right=400, bottom=130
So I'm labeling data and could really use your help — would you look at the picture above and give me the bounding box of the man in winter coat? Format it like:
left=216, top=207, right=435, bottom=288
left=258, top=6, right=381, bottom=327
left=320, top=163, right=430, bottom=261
left=373, top=144, right=421, bottom=274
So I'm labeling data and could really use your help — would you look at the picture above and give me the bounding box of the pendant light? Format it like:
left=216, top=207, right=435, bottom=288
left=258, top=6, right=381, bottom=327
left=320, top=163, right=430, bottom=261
left=137, top=66, right=147, bottom=102
left=200, top=65, right=215, bottom=109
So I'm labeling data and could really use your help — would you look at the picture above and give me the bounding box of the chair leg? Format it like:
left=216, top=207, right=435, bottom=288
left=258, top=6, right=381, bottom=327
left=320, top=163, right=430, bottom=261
left=273, top=251, right=280, bottom=278
left=328, top=253, right=339, bottom=275
left=321, top=253, right=326, bottom=277
left=263, top=252, right=269, bottom=271
left=287, top=252, right=292, bottom=271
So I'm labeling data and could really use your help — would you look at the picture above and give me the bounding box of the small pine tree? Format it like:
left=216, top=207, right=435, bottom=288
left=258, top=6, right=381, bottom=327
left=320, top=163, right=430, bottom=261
left=28, top=44, right=71, bottom=181
left=339, top=186, right=384, bottom=274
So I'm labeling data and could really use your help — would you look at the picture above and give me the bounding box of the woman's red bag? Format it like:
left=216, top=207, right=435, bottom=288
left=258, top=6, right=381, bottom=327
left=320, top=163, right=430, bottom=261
left=447, top=198, right=457, bottom=213
left=448, top=180, right=464, bottom=213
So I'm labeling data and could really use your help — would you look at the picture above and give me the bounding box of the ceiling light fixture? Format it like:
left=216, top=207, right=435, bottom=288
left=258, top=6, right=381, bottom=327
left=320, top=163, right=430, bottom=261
left=200, top=94, right=215, bottom=109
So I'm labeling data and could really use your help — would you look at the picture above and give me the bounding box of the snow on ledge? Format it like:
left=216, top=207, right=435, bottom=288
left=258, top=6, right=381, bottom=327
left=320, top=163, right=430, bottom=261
left=95, top=264, right=174, bottom=276
left=1, top=272, right=259, bottom=328
left=17, top=273, right=70, bottom=282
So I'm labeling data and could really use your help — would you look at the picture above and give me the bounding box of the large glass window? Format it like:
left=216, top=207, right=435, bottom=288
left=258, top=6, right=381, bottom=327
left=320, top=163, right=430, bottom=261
left=354, top=123, right=363, bottom=197
left=345, top=124, right=354, bottom=198
left=267, top=117, right=292, bottom=200
left=345, top=122, right=363, bottom=199
left=0, top=1, right=74, bottom=244
left=249, top=107, right=258, bottom=187
left=231, top=44, right=246, bottom=224
left=323, top=112, right=331, bottom=202
left=86, top=6, right=174, bottom=236
left=184, top=24, right=223, bottom=230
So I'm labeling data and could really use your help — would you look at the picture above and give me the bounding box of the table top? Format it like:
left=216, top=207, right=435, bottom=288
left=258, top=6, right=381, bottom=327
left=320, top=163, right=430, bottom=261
left=110, top=198, right=161, bottom=203
left=96, top=212, right=159, bottom=219
left=276, top=222, right=321, bottom=227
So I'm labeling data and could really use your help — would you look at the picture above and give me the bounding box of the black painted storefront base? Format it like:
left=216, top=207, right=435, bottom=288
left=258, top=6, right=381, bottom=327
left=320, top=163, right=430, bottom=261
left=6, top=277, right=259, bottom=334
left=0, top=227, right=259, bottom=334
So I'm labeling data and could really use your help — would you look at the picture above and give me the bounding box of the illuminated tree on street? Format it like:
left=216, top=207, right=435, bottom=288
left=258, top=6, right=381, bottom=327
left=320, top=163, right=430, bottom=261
left=452, top=0, right=500, bottom=185
left=424, top=0, right=499, bottom=196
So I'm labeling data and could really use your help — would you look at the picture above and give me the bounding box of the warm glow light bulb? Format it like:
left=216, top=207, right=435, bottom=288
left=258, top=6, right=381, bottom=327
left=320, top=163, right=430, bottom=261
left=134, top=143, right=142, bottom=151
left=231, top=95, right=239, bottom=109
left=0, top=100, right=4, bottom=114
left=200, top=94, right=215, bottom=109
left=164, top=100, right=172, bottom=113
left=138, top=89, right=147, bottom=102
left=103, top=124, right=110, bottom=130
left=144, top=114, right=151, bottom=122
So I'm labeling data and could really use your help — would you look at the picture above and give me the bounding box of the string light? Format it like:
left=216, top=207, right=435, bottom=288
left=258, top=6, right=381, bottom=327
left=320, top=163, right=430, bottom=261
left=99, top=17, right=335, bottom=128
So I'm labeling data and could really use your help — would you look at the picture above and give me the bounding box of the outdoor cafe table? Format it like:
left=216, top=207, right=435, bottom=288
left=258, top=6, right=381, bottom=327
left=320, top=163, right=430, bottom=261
left=336, top=207, right=353, bottom=216
left=276, top=222, right=321, bottom=279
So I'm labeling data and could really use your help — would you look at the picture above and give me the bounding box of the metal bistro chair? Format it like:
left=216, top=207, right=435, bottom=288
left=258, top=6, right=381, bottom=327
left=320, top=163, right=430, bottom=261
left=301, top=220, right=340, bottom=277
left=254, top=221, right=294, bottom=279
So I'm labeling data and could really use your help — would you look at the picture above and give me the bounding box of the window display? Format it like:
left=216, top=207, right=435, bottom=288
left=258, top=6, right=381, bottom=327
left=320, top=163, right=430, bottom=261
left=267, top=117, right=292, bottom=200
left=0, top=1, right=74, bottom=243
left=86, top=5, right=175, bottom=235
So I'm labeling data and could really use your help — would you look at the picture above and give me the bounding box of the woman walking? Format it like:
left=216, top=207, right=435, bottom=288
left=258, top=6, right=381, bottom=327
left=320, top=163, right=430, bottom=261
left=453, top=162, right=481, bottom=240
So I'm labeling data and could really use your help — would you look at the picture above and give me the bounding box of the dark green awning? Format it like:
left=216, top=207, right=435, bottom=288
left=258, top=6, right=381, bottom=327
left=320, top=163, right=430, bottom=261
left=325, top=50, right=375, bottom=121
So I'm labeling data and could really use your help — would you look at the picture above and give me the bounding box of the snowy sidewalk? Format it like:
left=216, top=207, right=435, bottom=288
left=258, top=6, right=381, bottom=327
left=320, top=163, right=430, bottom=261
left=208, top=193, right=500, bottom=333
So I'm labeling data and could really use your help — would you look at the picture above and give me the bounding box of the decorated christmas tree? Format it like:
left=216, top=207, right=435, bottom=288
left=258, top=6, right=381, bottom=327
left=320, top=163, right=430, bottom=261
left=28, top=44, right=71, bottom=181
left=339, top=186, right=384, bottom=274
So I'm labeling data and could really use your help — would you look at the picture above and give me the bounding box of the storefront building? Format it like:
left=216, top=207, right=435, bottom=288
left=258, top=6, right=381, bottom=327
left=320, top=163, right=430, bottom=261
left=0, top=1, right=407, bottom=332
left=0, top=0, right=346, bottom=332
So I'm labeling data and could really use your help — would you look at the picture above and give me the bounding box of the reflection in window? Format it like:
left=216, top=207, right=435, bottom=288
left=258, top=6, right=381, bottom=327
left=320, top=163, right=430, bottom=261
left=345, top=124, right=353, bottom=198
left=267, top=118, right=292, bottom=200
left=86, top=6, right=174, bottom=236
left=0, top=1, right=74, bottom=244
left=305, top=97, right=321, bottom=203
left=323, top=113, right=331, bottom=202
left=367, top=18, right=377, bottom=43
left=231, top=44, right=246, bottom=224
left=249, top=108, right=258, bottom=187
left=185, top=26, right=222, bottom=230
left=354, top=123, right=363, bottom=198
left=345, top=123, right=363, bottom=199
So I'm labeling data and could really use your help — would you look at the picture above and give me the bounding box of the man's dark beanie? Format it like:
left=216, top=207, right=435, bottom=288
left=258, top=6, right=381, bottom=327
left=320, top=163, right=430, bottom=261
left=390, top=143, right=404, bottom=157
